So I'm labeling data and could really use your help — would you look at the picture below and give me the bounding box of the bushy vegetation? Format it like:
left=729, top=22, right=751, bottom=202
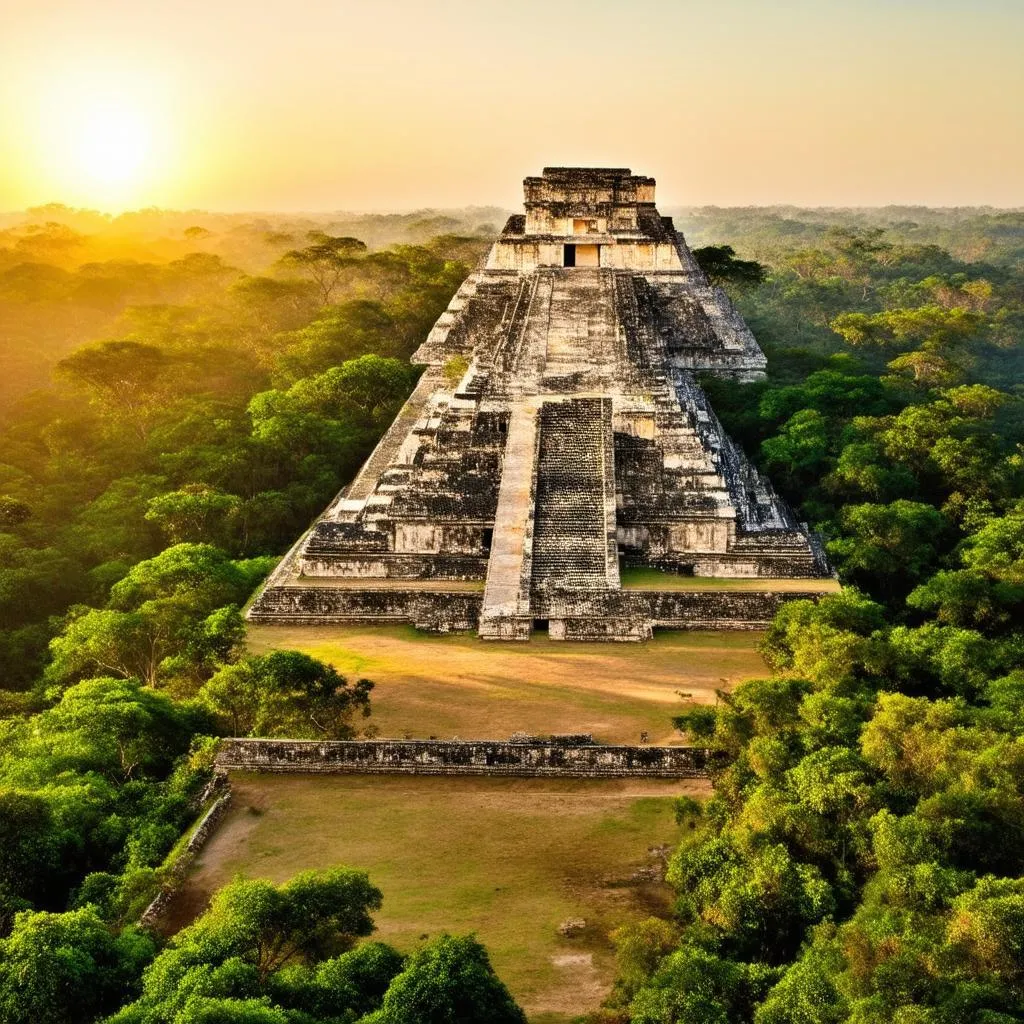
left=0, top=868, right=522, bottom=1024
left=600, top=215, right=1024, bottom=1023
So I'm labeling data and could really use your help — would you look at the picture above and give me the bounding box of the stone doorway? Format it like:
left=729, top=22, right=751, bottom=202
left=562, top=244, right=600, bottom=267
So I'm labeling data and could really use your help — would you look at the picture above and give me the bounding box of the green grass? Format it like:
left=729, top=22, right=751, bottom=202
left=164, top=773, right=701, bottom=1020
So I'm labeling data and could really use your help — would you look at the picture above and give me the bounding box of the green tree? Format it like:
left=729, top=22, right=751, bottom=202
left=0, top=906, right=154, bottom=1024
left=112, top=870, right=382, bottom=1020
left=946, top=876, right=1024, bottom=988
left=267, top=941, right=404, bottom=1022
left=277, top=233, right=367, bottom=305
left=760, top=409, right=833, bottom=491
left=57, top=341, right=168, bottom=438
left=830, top=305, right=985, bottom=354
left=289, top=354, right=415, bottom=428
left=823, top=441, right=917, bottom=503
left=145, top=484, right=242, bottom=546
left=754, top=941, right=847, bottom=1024
left=907, top=568, right=1024, bottom=629
left=667, top=838, right=835, bottom=962
left=24, top=677, right=200, bottom=781
left=827, top=500, right=948, bottom=596
left=610, top=917, right=679, bottom=1004
left=46, top=609, right=170, bottom=688
left=0, top=791, right=65, bottom=909
left=0, top=495, right=31, bottom=527
left=629, top=944, right=777, bottom=1024
left=369, top=934, right=526, bottom=1024
left=692, top=244, right=767, bottom=289
left=45, top=545, right=268, bottom=687
left=960, top=503, right=1024, bottom=583
left=760, top=589, right=886, bottom=691
left=275, top=299, right=398, bottom=379
left=199, top=650, right=372, bottom=738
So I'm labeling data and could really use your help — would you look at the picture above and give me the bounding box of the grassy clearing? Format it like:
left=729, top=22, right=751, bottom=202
left=619, top=566, right=841, bottom=592
left=247, top=624, right=767, bottom=745
left=163, top=773, right=704, bottom=1020
left=198, top=626, right=768, bottom=1017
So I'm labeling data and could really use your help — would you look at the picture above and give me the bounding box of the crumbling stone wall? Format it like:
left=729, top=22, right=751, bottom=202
left=249, top=582, right=818, bottom=634
left=216, top=738, right=711, bottom=779
left=247, top=588, right=482, bottom=630
left=139, top=779, right=232, bottom=929
left=536, top=588, right=814, bottom=628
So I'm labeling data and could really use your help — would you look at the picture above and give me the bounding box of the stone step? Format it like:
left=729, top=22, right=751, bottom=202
left=479, top=401, right=541, bottom=638
left=532, top=397, right=619, bottom=591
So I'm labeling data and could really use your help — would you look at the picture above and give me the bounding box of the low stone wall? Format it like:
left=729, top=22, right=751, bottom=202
left=536, top=588, right=815, bottom=631
left=248, top=587, right=482, bottom=630
left=217, top=738, right=711, bottom=779
left=139, top=780, right=232, bottom=929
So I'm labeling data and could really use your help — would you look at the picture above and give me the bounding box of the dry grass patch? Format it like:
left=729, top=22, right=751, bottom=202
left=247, top=624, right=766, bottom=745
left=163, top=773, right=706, bottom=1021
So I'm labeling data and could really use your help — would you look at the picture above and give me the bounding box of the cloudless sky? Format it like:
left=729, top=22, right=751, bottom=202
left=1, top=0, right=1022, bottom=211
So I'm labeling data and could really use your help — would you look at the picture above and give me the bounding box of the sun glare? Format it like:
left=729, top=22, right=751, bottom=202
left=74, top=104, right=150, bottom=187
left=22, top=66, right=182, bottom=210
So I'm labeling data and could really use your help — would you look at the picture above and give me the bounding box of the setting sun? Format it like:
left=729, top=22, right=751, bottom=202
left=73, top=103, right=150, bottom=187
left=5, top=56, right=182, bottom=211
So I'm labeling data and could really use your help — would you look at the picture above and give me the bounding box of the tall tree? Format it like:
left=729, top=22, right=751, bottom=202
left=278, top=233, right=367, bottom=305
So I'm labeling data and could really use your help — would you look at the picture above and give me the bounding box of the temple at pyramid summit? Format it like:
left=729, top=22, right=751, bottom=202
left=248, top=167, right=835, bottom=640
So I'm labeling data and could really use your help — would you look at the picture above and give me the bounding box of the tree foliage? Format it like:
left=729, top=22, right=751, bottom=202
left=607, top=221, right=1024, bottom=1024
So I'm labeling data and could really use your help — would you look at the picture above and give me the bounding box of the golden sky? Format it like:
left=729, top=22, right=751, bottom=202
left=1, top=0, right=1023, bottom=212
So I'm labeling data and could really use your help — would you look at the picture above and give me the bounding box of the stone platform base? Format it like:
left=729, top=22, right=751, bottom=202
left=248, top=582, right=828, bottom=639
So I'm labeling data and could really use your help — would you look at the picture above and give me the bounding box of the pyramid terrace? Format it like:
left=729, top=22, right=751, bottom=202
left=248, top=168, right=835, bottom=640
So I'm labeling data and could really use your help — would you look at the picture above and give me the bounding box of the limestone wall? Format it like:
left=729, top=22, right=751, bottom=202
left=297, top=553, right=488, bottom=579
left=534, top=587, right=813, bottom=629
left=487, top=240, right=683, bottom=273
left=249, top=583, right=818, bottom=634
left=216, top=738, right=711, bottom=779
left=248, top=587, right=482, bottom=630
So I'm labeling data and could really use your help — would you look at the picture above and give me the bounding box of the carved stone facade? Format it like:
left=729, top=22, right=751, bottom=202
left=249, top=167, right=833, bottom=640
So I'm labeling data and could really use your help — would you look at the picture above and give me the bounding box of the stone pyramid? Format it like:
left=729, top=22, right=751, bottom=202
left=249, top=168, right=833, bottom=640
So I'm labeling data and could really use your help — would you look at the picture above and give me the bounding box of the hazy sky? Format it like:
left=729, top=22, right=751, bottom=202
left=2, top=0, right=1023, bottom=212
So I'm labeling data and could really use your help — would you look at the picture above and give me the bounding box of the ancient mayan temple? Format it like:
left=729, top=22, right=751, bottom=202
left=249, top=167, right=833, bottom=640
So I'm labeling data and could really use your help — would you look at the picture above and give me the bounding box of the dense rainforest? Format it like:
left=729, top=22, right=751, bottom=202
left=1, top=203, right=1023, bottom=1023
left=599, top=211, right=1024, bottom=1023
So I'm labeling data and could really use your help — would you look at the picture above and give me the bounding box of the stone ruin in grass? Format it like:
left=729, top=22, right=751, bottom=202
left=249, top=167, right=833, bottom=641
